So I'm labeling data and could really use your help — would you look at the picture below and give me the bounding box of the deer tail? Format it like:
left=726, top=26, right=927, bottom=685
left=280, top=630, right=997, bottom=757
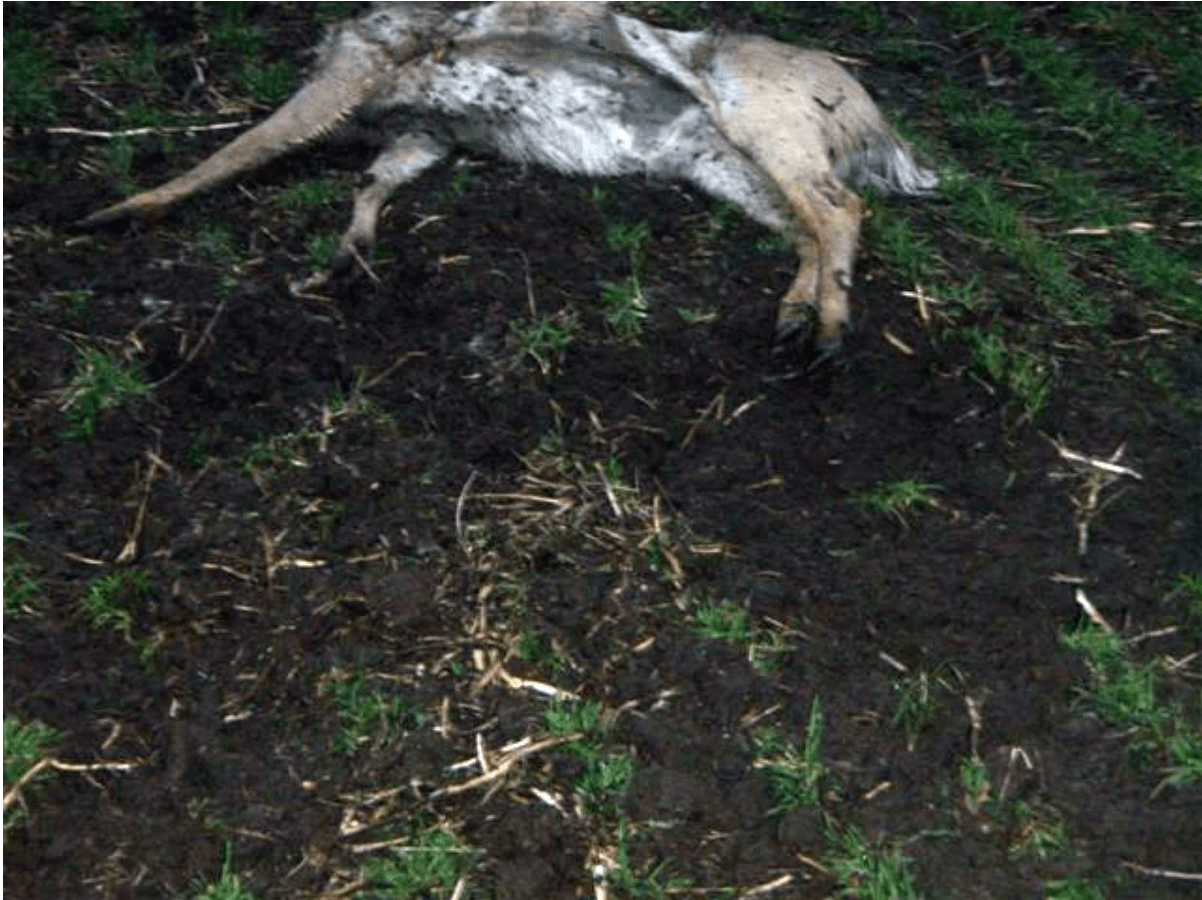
left=841, top=131, right=939, bottom=196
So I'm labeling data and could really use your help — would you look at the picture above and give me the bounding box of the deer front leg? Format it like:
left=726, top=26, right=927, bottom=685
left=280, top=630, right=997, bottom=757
left=665, top=127, right=861, bottom=355
left=291, top=131, right=448, bottom=294
left=337, top=131, right=449, bottom=268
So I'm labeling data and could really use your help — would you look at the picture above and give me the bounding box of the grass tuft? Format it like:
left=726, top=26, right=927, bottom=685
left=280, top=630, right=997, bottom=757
left=545, top=700, right=633, bottom=813
left=193, top=845, right=258, bottom=900
left=854, top=480, right=941, bottom=526
left=326, top=669, right=423, bottom=755
left=61, top=346, right=153, bottom=440
left=4, top=716, right=60, bottom=831
left=356, top=829, right=473, bottom=900
left=826, top=825, right=920, bottom=900
left=3, top=523, right=42, bottom=618
left=3, top=31, right=58, bottom=126
left=1061, top=620, right=1201, bottom=787
left=754, top=698, right=826, bottom=811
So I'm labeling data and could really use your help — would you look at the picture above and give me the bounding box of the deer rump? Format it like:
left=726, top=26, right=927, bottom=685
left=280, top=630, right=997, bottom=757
left=81, top=2, right=937, bottom=351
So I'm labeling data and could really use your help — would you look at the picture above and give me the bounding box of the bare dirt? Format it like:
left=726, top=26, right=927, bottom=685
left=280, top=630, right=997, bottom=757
left=4, top=4, right=1200, bottom=899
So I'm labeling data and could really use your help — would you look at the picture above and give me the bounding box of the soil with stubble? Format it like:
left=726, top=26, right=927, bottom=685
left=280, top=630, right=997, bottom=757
left=4, top=4, right=1201, bottom=899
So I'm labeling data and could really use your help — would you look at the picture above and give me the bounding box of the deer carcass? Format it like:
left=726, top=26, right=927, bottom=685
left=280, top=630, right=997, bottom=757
left=81, top=2, right=937, bottom=351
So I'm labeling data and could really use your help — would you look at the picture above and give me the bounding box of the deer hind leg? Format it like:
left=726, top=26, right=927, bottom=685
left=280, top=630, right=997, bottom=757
left=337, top=131, right=449, bottom=266
left=79, top=24, right=386, bottom=229
left=667, top=131, right=866, bottom=352
left=775, top=177, right=866, bottom=351
left=669, top=136, right=808, bottom=336
left=775, top=230, right=820, bottom=343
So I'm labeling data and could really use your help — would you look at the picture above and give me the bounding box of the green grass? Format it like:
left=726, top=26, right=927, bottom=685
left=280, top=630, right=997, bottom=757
left=115, top=33, right=163, bottom=91
left=959, top=755, right=992, bottom=816
left=675, top=304, right=719, bottom=326
left=943, top=177, right=1086, bottom=315
left=892, top=670, right=941, bottom=751
left=275, top=179, right=346, bottom=211
left=509, top=309, right=579, bottom=375
left=639, top=2, right=713, bottom=30
left=692, top=599, right=753, bottom=644
left=703, top=199, right=750, bottom=241
left=103, top=137, right=139, bottom=197
left=194, top=224, right=239, bottom=266
left=753, top=699, right=826, bottom=811
left=1163, top=729, right=1202, bottom=790
left=1175, top=573, right=1202, bottom=641
left=607, top=818, right=694, bottom=898
left=544, top=700, right=633, bottom=813
left=917, top=11, right=1202, bottom=368
left=1009, top=803, right=1070, bottom=862
left=55, top=289, right=97, bottom=328
left=61, top=346, right=153, bottom=439
left=1114, top=231, right=1202, bottom=321
left=1061, top=623, right=1168, bottom=734
left=853, top=480, right=941, bottom=526
left=77, top=570, right=162, bottom=664
left=690, top=599, right=790, bottom=674
left=825, top=825, right=920, bottom=900
left=240, top=431, right=321, bottom=477
left=1044, top=876, right=1106, bottom=900
left=544, top=698, right=605, bottom=739
left=326, top=669, right=423, bottom=755
left=204, top=5, right=263, bottom=55
left=305, top=233, right=341, bottom=271
left=600, top=221, right=653, bottom=343
left=865, top=207, right=937, bottom=288
left=447, top=161, right=473, bottom=198
left=1061, top=620, right=1202, bottom=787
left=3, top=30, right=58, bottom=126
left=578, top=753, right=636, bottom=814
left=193, top=845, right=258, bottom=900
left=517, top=630, right=569, bottom=677
left=80, top=569, right=152, bottom=636
left=3, top=524, right=42, bottom=618
left=600, top=276, right=649, bottom=342
left=87, top=2, right=132, bottom=39
left=605, top=221, right=652, bottom=260
left=963, top=325, right=1052, bottom=424
left=956, top=751, right=1084, bottom=868
left=4, top=717, right=60, bottom=831
left=1066, top=4, right=1202, bottom=105
left=241, top=60, right=294, bottom=106
left=1011, top=37, right=1199, bottom=202
left=832, top=2, right=888, bottom=33
left=355, top=828, right=474, bottom=900
left=930, top=4, right=1202, bottom=312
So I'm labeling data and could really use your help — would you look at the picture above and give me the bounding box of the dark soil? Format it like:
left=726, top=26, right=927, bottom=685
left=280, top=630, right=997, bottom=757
left=4, top=4, right=1200, bottom=899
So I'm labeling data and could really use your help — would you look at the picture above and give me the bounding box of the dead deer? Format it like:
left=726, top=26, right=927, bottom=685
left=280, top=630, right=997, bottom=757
left=80, top=2, right=937, bottom=352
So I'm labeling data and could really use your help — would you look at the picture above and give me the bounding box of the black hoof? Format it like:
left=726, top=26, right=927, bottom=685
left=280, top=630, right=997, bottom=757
left=806, top=334, right=846, bottom=372
left=772, top=307, right=817, bottom=353
left=766, top=318, right=850, bottom=381
left=76, top=205, right=140, bottom=231
left=329, top=246, right=358, bottom=277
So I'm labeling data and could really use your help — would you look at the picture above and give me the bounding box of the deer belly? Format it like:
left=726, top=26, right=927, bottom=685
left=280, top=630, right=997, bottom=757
left=395, top=49, right=701, bottom=177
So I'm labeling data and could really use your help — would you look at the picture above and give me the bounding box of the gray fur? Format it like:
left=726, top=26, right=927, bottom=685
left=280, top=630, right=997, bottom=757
left=81, top=2, right=937, bottom=350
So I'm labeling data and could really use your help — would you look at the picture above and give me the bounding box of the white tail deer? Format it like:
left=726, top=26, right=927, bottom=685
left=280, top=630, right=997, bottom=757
left=81, top=2, right=937, bottom=352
